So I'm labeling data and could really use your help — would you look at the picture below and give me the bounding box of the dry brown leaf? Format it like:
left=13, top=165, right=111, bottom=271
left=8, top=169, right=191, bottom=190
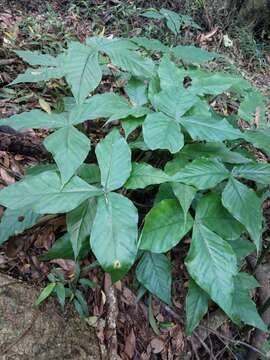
left=150, top=337, right=165, bottom=354
left=124, top=328, right=136, bottom=359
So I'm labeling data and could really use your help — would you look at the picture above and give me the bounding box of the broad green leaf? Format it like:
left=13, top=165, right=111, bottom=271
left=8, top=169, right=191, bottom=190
left=173, top=158, right=230, bottom=190
left=143, top=112, right=184, bottom=153
left=189, top=73, right=233, bottom=96
left=125, top=162, right=171, bottom=189
left=15, top=50, right=58, bottom=66
left=40, top=233, right=89, bottom=260
left=0, top=207, right=40, bottom=246
left=229, top=238, right=256, bottom=264
left=131, top=37, right=168, bottom=52
left=178, top=116, right=242, bottom=141
left=77, top=164, right=101, bottom=184
left=164, top=154, right=189, bottom=175
left=125, top=78, right=148, bottom=106
left=172, top=45, right=220, bottom=64
left=0, top=171, right=102, bottom=214
left=86, top=36, right=137, bottom=52
left=121, top=116, right=144, bottom=138
left=139, top=199, right=193, bottom=253
left=154, top=183, right=175, bottom=204
left=69, top=92, right=143, bottom=125
left=232, top=163, right=270, bottom=184
left=152, top=88, right=198, bottom=119
left=171, top=183, right=196, bottom=223
left=35, top=283, right=56, bottom=305
left=11, top=67, right=64, bottom=84
left=229, top=273, right=267, bottom=331
left=239, top=91, right=266, bottom=124
left=136, top=251, right=172, bottom=305
left=160, top=8, right=181, bottom=35
left=186, top=223, right=237, bottom=312
left=26, top=164, right=58, bottom=177
left=158, top=56, right=185, bottom=90
left=186, top=279, right=209, bottom=335
left=181, top=142, right=251, bottom=164
left=195, top=193, right=244, bottom=241
left=107, top=48, right=155, bottom=78
left=222, top=178, right=262, bottom=251
left=95, top=129, right=131, bottom=191
left=65, top=42, right=102, bottom=104
left=90, top=192, right=138, bottom=281
left=44, top=126, right=91, bottom=183
left=141, top=10, right=164, bottom=19
left=0, top=110, right=67, bottom=130
left=244, top=129, right=270, bottom=156
left=66, top=198, right=97, bottom=259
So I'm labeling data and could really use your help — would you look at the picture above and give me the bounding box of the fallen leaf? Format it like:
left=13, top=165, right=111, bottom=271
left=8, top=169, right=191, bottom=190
left=150, top=337, right=165, bottom=354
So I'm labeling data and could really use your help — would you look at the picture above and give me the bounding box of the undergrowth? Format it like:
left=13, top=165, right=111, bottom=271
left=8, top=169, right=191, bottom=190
left=0, top=22, right=270, bottom=337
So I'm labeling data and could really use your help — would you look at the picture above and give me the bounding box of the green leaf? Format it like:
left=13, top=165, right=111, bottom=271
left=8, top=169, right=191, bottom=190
left=40, top=232, right=89, bottom=260
left=65, top=42, right=102, bottom=104
left=186, top=279, right=209, bottom=335
left=44, top=126, right=90, bottom=183
left=181, top=142, right=251, bottom=164
left=131, top=37, right=168, bottom=52
left=35, top=282, right=56, bottom=305
left=11, top=67, right=64, bottom=84
left=244, top=129, right=270, bottom=156
left=69, top=92, right=142, bottom=125
left=76, top=164, right=101, bottom=184
left=195, top=193, right=244, bottom=241
left=121, top=116, right=144, bottom=138
left=95, top=129, right=131, bottom=191
left=189, top=73, right=233, bottom=96
left=139, top=199, right=193, bottom=253
left=0, top=171, right=102, bottom=214
left=229, top=273, right=267, bottom=331
left=222, top=178, right=262, bottom=251
left=0, top=207, right=40, bottom=246
left=185, top=223, right=237, bottom=312
left=160, top=8, right=181, bottom=35
left=152, top=88, right=198, bottom=119
left=171, top=183, right=196, bottom=223
left=90, top=192, right=138, bottom=281
left=229, top=238, right=256, bottom=264
left=172, top=45, right=220, bottom=64
left=239, top=91, right=266, bottom=124
left=107, top=48, right=155, bottom=78
left=232, top=163, right=270, bottom=184
left=173, top=158, right=230, bottom=190
left=55, top=283, right=66, bottom=308
left=154, top=183, right=175, bottom=204
left=125, top=78, right=148, bottom=106
left=148, top=294, right=161, bottom=335
left=136, top=251, right=172, bottom=305
left=86, top=36, right=137, bottom=52
left=124, top=162, right=171, bottom=189
left=67, top=198, right=97, bottom=259
left=158, top=56, right=185, bottom=91
left=178, top=116, right=242, bottom=141
left=141, top=10, right=164, bottom=19
left=0, top=110, right=66, bottom=130
left=143, top=112, right=184, bottom=153
left=15, top=50, right=58, bottom=66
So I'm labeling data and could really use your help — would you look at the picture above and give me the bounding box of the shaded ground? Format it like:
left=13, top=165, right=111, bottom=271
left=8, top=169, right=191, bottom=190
left=0, top=273, right=101, bottom=360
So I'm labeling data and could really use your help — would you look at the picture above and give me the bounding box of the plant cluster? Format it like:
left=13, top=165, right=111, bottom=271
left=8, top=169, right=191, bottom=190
left=0, top=33, right=269, bottom=334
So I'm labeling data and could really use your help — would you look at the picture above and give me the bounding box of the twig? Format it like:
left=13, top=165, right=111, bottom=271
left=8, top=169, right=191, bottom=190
left=0, top=58, right=17, bottom=66
left=199, top=325, right=267, bottom=358
left=104, top=273, right=119, bottom=360
left=193, top=331, right=217, bottom=360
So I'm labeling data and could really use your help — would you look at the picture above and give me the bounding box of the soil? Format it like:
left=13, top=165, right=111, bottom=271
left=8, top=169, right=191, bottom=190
left=0, top=273, right=101, bottom=360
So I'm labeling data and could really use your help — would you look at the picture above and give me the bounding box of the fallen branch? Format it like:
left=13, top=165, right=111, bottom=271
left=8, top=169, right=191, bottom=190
left=0, top=131, right=50, bottom=159
left=104, top=274, right=119, bottom=360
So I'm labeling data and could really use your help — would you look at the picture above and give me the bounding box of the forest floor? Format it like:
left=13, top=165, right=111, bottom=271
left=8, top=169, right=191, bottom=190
left=0, top=1, right=270, bottom=359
